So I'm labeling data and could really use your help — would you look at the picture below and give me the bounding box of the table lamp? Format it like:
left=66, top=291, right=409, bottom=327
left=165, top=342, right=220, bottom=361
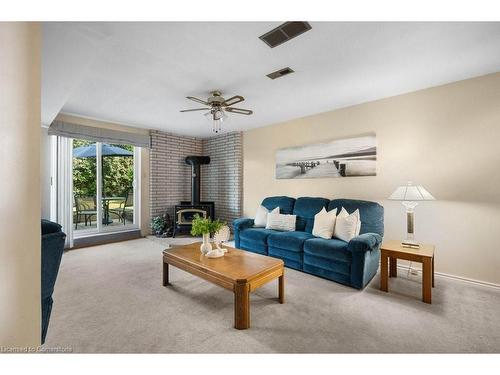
left=388, top=182, right=435, bottom=248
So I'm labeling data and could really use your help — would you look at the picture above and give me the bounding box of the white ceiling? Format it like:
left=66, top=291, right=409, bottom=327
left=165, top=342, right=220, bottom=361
left=42, top=22, right=500, bottom=137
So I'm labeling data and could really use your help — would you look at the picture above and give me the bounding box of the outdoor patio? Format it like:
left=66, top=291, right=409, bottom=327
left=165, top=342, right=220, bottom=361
left=73, top=197, right=134, bottom=234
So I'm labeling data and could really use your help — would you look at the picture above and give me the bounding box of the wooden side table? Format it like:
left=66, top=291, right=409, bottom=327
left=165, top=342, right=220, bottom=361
left=380, top=240, right=435, bottom=303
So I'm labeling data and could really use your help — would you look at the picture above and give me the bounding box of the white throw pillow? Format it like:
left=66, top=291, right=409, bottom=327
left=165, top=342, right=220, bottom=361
left=266, top=212, right=296, bottom=232
left=333, top=207, right=361, bottom=242
left=312, top=207, right=337, bottom=239
left=254, top=206, right=279, bottom=227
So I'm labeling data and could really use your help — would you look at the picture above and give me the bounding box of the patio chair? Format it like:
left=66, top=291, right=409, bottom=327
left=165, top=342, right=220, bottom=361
left=74, top=196, right=97, bottom=229
left=109, top=189, right=134, bottom=225
left=123, top=190, right=134, bottom=224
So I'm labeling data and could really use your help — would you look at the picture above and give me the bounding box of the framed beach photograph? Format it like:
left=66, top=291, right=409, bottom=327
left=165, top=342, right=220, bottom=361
left=275, top=134, right=377, bottom=179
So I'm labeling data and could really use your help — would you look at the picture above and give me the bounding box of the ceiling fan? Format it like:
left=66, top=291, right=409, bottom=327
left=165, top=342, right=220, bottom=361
left=180, top=91, right=253, bottom=133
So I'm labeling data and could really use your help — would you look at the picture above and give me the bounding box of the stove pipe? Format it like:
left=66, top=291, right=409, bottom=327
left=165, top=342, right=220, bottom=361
left=185, top=156, right=210, bottom=205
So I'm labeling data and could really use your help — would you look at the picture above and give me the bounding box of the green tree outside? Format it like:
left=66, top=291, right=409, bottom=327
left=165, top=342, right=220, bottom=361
left=72, top=139, right=134, bottom=198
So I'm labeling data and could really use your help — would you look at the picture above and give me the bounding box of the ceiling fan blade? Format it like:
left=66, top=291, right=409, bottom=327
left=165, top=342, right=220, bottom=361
left=222, top=95, right=245, bottom=107
left=180, top=108, right=210, bottom=112
left=225, top=107, right=253, bottom=115
left=186, top=96, right=209, bottom=105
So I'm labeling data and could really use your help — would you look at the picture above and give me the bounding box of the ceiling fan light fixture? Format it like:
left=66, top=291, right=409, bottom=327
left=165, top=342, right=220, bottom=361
left=181, top=91, right=252, bottom=134
left=214, top=109, right=225, bottom=121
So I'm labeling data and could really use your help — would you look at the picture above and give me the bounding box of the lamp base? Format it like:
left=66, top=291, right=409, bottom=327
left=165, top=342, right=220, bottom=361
left=401, top=239, right=420, bottom=249
left=402, top=204, right=419, bottom=248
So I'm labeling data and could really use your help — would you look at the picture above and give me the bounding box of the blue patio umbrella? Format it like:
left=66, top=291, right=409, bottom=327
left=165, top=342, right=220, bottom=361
left=73, top=143, right=134, bottom=158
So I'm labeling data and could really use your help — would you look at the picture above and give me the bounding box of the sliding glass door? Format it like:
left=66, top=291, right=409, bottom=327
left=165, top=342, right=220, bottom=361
left=72, top=140, right=139, bottom=237
left=73, top=139, right=98, bottom=234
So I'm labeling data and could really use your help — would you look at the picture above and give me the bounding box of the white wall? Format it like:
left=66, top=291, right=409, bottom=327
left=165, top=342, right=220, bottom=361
left=243, top=72, right=500, bottom=285
left=0, top=22, right=41, bottom=346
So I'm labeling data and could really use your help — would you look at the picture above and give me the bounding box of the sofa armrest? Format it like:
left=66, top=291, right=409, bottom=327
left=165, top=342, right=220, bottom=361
left=349, top=233, right=382, bottom=289
left=232, top=218, right=254, bottom=248
left=348, top=233, right=382, bottom=253
left=233, top=218, right=255, bottom=232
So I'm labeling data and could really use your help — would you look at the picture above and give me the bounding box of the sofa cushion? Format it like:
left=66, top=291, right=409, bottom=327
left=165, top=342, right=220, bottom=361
left=262, top=196, right=296, bottom=215
left=254, top=205, right=279, bottom=227
left=239, top=228, right=276, bottom=245
left=240, top=228, right=277, bottom=255
left=328, top=199, right=384, bottom=236
left=268, top=246, right=303, bottom=263
left=312, top=207, right=337, bottom=239
left=268, top=231, right=315, bottom=252
left=268, top=247, right=303, bottom=270
left=303, top=238, right=352, bottom=264
left=333, top=207, right=361, bottom=242
left=266, top=212, right=296, bottom=231
left=293, top=197, right=330, bottom=232
left=303, top=238, right=351, bottom=276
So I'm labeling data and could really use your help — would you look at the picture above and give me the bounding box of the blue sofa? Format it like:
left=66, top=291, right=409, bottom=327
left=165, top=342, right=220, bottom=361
left=233, top=196, right=384, bottom=289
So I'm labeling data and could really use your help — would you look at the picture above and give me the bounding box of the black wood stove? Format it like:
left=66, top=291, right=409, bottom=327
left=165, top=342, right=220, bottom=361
left=173, top=156, right=214, bottom=237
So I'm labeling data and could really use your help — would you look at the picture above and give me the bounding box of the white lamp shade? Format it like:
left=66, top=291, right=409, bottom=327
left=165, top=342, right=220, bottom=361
left=388, top=182, right=435, bottom=201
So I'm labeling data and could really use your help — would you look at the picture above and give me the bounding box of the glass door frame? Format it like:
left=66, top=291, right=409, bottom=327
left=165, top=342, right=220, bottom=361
left=99, top=144, right=142, bottom=233
left=72, top=141, right=141, bottom=239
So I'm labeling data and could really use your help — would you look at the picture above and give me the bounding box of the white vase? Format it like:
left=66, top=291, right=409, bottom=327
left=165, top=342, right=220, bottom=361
left=200, top=233, right=212, bottom=255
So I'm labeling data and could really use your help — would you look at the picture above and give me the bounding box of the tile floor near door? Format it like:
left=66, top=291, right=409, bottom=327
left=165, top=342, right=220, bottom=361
left=44, top=238, right=500, bottom=353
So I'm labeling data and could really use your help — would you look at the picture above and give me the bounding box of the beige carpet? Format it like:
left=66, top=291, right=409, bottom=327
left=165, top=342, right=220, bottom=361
left=43, top=237, right=500, bottom=353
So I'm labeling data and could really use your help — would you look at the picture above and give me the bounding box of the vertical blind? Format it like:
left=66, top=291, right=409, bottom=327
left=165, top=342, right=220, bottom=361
left=56, top=136, right=74, bottom=248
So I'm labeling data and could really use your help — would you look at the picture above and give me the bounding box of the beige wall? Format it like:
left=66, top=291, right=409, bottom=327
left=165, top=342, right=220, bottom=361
left=54, top=113, right=151, bottom=236
left=41, top=126, right=51, bottom=219
left=0, top=23, right=41, bottom=346
left=243, top=72, right=500, bottom=285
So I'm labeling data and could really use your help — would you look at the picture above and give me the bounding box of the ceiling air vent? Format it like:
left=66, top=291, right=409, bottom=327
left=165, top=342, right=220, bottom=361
left=259, top=21, right=312, bottom=48
left=266, top=67, right=295, bottom=80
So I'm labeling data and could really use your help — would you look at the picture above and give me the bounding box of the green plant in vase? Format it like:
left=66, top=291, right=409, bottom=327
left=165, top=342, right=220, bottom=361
left=191, top=214, right=225, bottom=254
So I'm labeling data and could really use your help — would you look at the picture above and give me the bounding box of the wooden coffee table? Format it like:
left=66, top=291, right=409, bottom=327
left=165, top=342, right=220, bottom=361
left=162, top=242, right=285, bottom=329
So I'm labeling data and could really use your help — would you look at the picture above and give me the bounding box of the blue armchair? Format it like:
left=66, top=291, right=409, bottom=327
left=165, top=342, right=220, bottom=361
left=41, top=219, right=66, bottom=344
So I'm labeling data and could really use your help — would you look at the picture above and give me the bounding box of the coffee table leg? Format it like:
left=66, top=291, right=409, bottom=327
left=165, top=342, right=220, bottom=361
left=279, top=272, right=285, bottom=304
left=380, top=251, right=389, bottom=292
left=234, top=282, right=250, bottom=329
left=163, top=262, right=169, bottom=286
left=422, top=257, right=432, bottom=304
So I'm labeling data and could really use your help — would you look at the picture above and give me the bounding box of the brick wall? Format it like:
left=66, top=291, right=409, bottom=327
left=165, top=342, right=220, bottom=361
left=201, top=132, right=243, bottom=226
left=149, top=130, right=243, bottom=233
left=149, top=130, right=202, bottom=223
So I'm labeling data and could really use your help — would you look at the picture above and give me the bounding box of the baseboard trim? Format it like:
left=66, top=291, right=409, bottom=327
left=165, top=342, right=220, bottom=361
left=394, top=263, right=500, bottom=290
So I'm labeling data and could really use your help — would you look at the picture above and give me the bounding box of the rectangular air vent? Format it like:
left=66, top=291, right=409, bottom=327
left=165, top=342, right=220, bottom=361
left=266, top=67, right=295, bottom=80
left=259, top=21, right=312, bottom=48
